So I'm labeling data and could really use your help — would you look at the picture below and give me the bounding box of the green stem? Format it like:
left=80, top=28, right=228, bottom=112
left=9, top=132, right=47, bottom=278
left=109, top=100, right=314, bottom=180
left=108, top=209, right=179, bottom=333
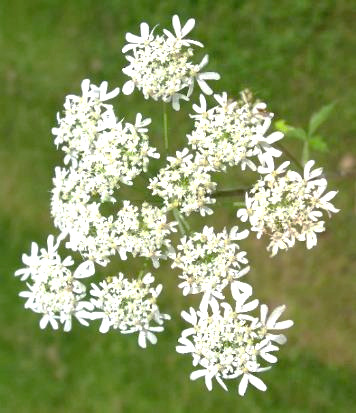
left=173, top=208, right=186, bottom=236
left=163, top=102, right=168, bottom=151
left=138, top=260, right=149, bottom=279
left=177, top=209, right=190, bottom=231
left=301, top=140, right=309, bottom=167
left=213, top=188, right=248, bottom=198
left=276, top=142, right=303, bottom=171
left=233, top=201, right=246, bottom=207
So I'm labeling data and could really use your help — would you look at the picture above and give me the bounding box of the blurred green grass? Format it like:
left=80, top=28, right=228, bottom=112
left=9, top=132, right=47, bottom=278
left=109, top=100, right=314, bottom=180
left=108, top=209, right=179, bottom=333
left=0, top=0, right=355, bottom=412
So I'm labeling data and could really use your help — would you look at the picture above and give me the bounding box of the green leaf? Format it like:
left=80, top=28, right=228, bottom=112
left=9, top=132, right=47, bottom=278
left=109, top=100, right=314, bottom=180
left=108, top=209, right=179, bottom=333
left=308, top=102, right=335, bottom=135
left=285, top=127, right=308, bottom=141
left=275, top=119, right=307, bottom=141
left=275, top=119, right=292, bottom=133
left=309, top=135, right=329, bottom=152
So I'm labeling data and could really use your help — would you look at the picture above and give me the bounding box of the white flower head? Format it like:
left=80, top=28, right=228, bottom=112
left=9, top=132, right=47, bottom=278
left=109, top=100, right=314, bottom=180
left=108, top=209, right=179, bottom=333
left=122, top=16, right=219, bottom=110
left=172, top=226, right=251, bottom=301
left=177, top=294, right=293, bottom=396
left=237, top=159, right=339, bottom=255
left=187, top=93, right=282, bottom=173
left=90, top=272, right=170, bottom=347
left=149, top=150, right=217, bottom=217
left=16, top=235, right=94, bottom=331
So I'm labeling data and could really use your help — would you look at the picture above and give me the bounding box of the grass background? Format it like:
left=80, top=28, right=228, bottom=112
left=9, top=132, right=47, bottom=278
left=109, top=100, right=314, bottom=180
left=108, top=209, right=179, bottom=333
left=0, top=0, right=355, bottom=412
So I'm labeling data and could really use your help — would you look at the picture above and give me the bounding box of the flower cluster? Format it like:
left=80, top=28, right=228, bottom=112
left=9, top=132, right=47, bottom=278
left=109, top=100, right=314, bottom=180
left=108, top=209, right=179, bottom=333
left=51, top=79, right=176, bottom=266
left=149, top=149, right=217, bottom=216
left=237, top=159, right=339, bottom=255
left=15, top=235, right=94, bottom=331
left=90, top=273, right=170, bottom=347
left=177, top=295, right=293, bottom=395
left=55, top=197, right=177, bottom=267
left=51, top=79, right=157, bottom=200
left=172, top=226, right=251, bottom=304
left=15, top=79, right=172, bottom=348
left=187, top=93, right=283, bottom=172
left=14, top=14, right=340, bottom=398
left=122, top=15, right=220, bottom=110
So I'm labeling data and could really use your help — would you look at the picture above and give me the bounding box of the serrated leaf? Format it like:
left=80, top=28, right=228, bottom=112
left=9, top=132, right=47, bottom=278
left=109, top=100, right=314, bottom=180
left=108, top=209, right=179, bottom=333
left=308, top=103, right=335, bottom=135
left=309, top=135, right=329, bottom=152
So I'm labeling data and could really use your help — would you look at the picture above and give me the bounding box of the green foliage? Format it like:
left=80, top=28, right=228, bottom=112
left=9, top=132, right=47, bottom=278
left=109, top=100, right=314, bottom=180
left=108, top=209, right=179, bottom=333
left=275, top=102, right=336, bottom=163
left=309, top=103, right=336, bottom=136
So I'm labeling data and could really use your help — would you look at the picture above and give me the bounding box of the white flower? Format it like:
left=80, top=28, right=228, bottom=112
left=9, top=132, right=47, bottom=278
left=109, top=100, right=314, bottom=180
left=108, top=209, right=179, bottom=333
left=172, top=226, right=250, bottom=301
left=50, top=81, right=172, bottom=266
left=55, top=197, right=176, bottom=267
left=16, top=235, right=94, bottom=331
left=189, top=55, right=220, bottom=96
left=237, top=159, right=339, bottom=255
left=163, top=15, right=203, bottom=47
left=237, top=368, right=270, bottom=396
left=90, top=273, right=170, bottom=347
left=177, top=294, right=293, bottom=396
left=83, top=79, right=120, bottom=102
left=260, top=304, right=294, bottom=330
left=122, top=16, right=219, bottom=110
left=122, top=22, right=155, bottom=53
left=187, top=93, right=282, bottom=173
left=149, top=150, right=216, bottom=216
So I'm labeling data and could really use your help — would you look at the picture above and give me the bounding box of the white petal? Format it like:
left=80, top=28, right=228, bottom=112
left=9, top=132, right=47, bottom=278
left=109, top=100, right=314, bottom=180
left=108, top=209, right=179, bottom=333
left=181, top=18, right=195, bottom=37
left=125, top=32, right=143, bottom=44
left=266, top=131, right=284, bottom=144
left=49, top=317, right=59, bottom=330
left=197, top=78, right=214, bottom=95
left=199, top=55, right=209, bottom=69
left=39, top=315, right=50, bottom=330
left=230, top=227, right=249, bottom=240
left=231, top=281, right=253, bottom=298
left=172, top=94, right=181, bottom=111
left=216, top=375, right=228, bottom=391
left=63, top=319, right=72, bottom=332
left=181, top=308, right=197, bottom=325
left=240, top=298, right=259, bottom=313
left=122, top=80, right=135, bottom=95
left=199, top=293, right=210, bottom=312
left=81, top=79, right=90, bottom=95
left=248, top=374, right=267, bottom=392
left=140, top=22, right=150, bottom=38
left=190, top=369, right=207, bottom=381
left=142, top=273, right=154, bottom=284
left=267, top=305, right=286, bottom=327
left=176, top=345, right=192, bottom=354
left=146, top=331, right=157, bottom=345
left=73, top=260, right=95, bottom=279
left=304, top=160, right=315, bottom=180
left=104, top=87, right=120, bottom=101
left=205, top=374, right=213, bottom=391
left=46, top=235, right=55, bottom=253
left=320, top=190, right=338, bottom=202
left=172, top=15, right=182, bottom=36
left=261, top=352, right=278, bottom=363
left=99, top=319, right=110, bottom=333
left=138, top=331, right=147, bottom=348
left=274, top=320, right=294, bottom=330
left=269, top=333, right=287, bottom=345
left=238, top=374, right=249, bottom=396
left=260, top=304, right=268, bottom=324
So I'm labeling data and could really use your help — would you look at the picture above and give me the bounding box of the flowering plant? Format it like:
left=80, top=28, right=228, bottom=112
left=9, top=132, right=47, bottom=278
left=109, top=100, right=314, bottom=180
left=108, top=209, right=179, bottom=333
left=15, top=15, right=338, bottom=396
